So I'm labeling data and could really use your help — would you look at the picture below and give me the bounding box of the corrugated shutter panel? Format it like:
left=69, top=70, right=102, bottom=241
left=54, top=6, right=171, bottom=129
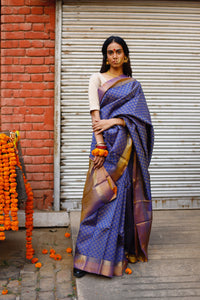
left=61, top=0, right=200, bottom=210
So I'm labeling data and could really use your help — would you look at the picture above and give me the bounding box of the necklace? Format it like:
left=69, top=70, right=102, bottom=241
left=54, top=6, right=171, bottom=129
left=107, top=70, right=123, bottom=78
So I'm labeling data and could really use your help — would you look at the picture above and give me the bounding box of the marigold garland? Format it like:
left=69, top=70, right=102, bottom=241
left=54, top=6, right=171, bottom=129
left=0, top=132, right=34, bottom=261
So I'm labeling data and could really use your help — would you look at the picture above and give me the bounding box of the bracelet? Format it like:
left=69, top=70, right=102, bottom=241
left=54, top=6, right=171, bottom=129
left=96, top=145, right=107, bottom=150
left=96, top=142, right=106, bottom=146
left=92, top=148, right=108, bottom=157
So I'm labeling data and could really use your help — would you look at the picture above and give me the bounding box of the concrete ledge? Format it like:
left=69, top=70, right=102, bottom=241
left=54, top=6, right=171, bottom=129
left=18, top=210, right=70, bottom=228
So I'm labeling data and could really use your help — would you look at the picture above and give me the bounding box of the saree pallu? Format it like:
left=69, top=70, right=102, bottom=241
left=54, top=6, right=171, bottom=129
left=74, top=75, right=154, bottom=277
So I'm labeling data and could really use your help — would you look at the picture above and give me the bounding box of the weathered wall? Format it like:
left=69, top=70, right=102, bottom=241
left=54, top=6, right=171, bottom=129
left=1, top=0, right=55, bottom=210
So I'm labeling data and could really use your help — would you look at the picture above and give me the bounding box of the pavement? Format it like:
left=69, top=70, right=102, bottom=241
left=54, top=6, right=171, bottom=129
left=0, top=227, right=76, bottom=300
left=1, top=210, right=200, bottom=300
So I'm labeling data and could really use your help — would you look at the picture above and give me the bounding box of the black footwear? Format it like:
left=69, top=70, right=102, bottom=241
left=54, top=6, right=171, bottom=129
left=73, top=268, right=86, bottom=278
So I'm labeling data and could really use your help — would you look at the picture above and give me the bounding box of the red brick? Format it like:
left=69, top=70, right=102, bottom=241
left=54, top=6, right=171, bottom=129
left=44, top=107, right=54, bottom=125
left=18, top=7, right=31, bottom=14
left=5, top=0, right=25, bottom=5
left=32, top=40, right=43, bottom=48
left=32, top=156, right=45, bottom=164
left=44, top=90, right=54, bottom=97
left=49, top=65, right=54, bottom=72
left=29, top=173, right=44, bottom=181
left=44, top=73, right=54, bottom=82
left=49, top=48, right=55, bottom=56
left=45, top=82, right=54, bottom=89
left=1, top=74, right=13, bottom=81
left=14, top=90, right=32, bottom=98
left=19, top=40, right=32, bottom=48
left=1, top=107, right=13, bottom=115
left=26, top=131, right=49, bottom=139
left=45, top=57, right=54, bottom=65
left=1, top=115, right=25, bottom=123
left=32, top=107, right=44, bottom=114
left=31, top=57, right=44, bottom=65
left=3, top=31, right=25, bottom=40
left=44, top=40, right=55, bottom=48
left=31, top=7, right=44, bottom=14
left=2, top=82, right=21, bottom=89
left=20, top=139, right=32, bottom=148
left=1, top=90, right=14, bottom=97
left=25, top=0, right=49, bottom=5
left=32, top=123, right=46, bottom=130
left=13, top=74, right=31, bottom=81
left=1, top=24, right=16, bottom=32
left=22, top=156, right=32, bottom=164
left=1, top=7, right=13, bottom=14
left=32, top=90, right=44, bottom=97
left=19, top=123, right=33, bottom=131
left=30, top=181, right=50, bottom=190
left=43, top=172, right=54, bottom=181
left=31, top=74, right=43, bottom=82
left=22, top=82, right=46, bottom=90
left=2, top=65, right=25, bottom=73
left=2, top=15, right=25, bottom=23
left=24, top=31, right=49, bottom=39
left=13, top=57, right=19, bottom=64
left=19, top=23, right=32, bottom=31
left=2, top=49, right=25, bottom=56
left=26, top=48, right=49, bottom=57
left=44, top=156, right=54, bottom=164
left=25, top=115, right=44, bottom=123
left=1, top=124, right=20, bottom=132
left=1, top=40, right=19, bottom=48
left=1, top=98, right=24, bottom=106
left=32, top=23, right=44, bottom=31
left=26, top=15, right=49, bottom=23
left=1, top=57, right=13, bottom=65
left=26, top=65, right=49, bottom=73
left=50, top=32, right=55, bottom=40
left=13, top=107, right=27, bottom=115
left=19, top=57, right=32, bottom=65
left=25, top=148, right=50, bottom=156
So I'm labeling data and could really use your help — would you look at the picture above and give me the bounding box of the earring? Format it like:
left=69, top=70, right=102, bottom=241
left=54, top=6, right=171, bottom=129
left=106, top=59, right=109, bottom=65
left=124, top=57, right=128, bottom=63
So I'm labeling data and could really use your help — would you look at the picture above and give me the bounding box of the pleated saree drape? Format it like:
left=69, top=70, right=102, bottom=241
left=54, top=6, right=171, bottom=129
left=74, top=75, right=154, bottom=277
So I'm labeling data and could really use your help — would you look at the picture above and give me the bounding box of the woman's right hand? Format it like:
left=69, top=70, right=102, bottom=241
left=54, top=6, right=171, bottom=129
left=93, top=155, right=105, bottom=169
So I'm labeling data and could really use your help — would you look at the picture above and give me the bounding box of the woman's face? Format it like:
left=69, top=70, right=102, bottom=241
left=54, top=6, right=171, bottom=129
left=107, top=42, right=125, bottom=69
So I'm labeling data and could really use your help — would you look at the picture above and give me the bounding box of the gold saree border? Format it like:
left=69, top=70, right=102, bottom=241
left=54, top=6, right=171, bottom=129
left=74, top=254, right=127, bottom=277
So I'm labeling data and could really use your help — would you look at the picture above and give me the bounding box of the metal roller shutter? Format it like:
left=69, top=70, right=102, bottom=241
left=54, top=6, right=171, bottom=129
left=60, top=0, right=200, bottom=210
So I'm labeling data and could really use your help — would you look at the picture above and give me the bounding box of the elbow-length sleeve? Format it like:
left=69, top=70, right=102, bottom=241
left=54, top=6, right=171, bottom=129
left=88, top=73, right=101, bottom=111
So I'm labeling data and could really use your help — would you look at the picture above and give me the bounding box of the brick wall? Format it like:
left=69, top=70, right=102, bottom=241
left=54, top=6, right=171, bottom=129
left=1, top=0, right=55, bottom=210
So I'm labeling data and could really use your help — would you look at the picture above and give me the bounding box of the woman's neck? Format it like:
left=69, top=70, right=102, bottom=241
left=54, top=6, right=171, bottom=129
left=107, top=67, right=124, bottom=77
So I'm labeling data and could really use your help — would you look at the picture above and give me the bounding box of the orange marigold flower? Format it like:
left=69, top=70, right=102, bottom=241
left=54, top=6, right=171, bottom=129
left=64, top=232, right=71, bottom=238
left=125, top=267, right=132, bottom=275
left=54, top=254, right=62, bottom=261
left=35, top=262, right=42, bottom=269
left=66, top=247, right=72, bottom=254
left=42, top=249, right=48, bottom=254
left=2, top=289, right=8, bottom=295
left=50, top=248, right=56, bottom=254
left=50, top=253, right=55, bottom=258
left=31, top=258, right=38, bottom=264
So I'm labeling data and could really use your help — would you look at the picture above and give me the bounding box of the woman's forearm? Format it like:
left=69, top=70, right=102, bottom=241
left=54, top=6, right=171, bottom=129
left=110, top=118, right=126, bottom=127
left=90, top=110, right=105, bottom=144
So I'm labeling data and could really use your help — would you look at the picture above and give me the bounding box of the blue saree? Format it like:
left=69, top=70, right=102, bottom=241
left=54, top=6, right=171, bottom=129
left=74, top=75, right=154, bottom=277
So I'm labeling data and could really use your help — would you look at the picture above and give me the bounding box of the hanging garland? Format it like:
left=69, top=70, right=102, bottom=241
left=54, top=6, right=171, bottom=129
left=0, top=132, right=34, bottom=260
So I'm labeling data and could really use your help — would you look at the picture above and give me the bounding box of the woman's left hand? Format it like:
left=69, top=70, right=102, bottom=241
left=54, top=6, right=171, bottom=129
left=92, top=119, right=114, bottom=134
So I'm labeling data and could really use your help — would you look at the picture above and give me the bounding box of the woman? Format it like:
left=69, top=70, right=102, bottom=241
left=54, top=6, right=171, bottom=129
left=73, top=36, right=154, bottom=278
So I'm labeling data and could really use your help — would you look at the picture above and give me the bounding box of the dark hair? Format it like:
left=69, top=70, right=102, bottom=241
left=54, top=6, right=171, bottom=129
left=100, top=36, right=132, bottom=77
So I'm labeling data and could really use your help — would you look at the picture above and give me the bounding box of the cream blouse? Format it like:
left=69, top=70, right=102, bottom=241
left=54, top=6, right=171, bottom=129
left=88, top=73, right=107, bottom=111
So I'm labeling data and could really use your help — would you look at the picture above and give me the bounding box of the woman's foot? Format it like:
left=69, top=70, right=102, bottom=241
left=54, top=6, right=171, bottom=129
left=73, top=268, right=86, bottom=278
